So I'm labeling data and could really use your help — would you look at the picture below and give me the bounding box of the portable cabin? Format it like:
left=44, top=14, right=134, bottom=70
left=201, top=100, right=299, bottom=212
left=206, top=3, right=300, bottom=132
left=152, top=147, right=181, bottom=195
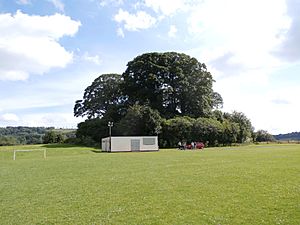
left=101, top=136, right=159, bottom=152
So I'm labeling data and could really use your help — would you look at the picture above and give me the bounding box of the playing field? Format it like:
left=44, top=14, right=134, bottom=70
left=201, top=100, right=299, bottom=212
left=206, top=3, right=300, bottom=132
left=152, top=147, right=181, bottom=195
left=0, top=144, right=299, bottom=224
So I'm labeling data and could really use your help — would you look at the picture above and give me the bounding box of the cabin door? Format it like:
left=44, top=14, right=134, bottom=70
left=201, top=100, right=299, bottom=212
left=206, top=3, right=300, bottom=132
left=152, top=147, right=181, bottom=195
left=131, top=139, right=140, bottom=151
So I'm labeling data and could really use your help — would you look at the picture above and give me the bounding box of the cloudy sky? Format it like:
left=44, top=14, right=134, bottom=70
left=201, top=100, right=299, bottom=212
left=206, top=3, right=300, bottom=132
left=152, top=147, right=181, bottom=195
left=0, top=0, right=299, bottom=134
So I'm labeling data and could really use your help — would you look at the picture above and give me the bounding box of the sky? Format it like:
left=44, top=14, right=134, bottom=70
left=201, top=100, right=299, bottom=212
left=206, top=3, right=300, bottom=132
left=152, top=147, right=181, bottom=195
left=0, top=0, right=300, bottom=134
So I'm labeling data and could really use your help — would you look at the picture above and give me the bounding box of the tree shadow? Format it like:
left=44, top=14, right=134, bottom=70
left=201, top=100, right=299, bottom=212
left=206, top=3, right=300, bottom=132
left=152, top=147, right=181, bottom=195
left=42, top=143, right=100, bottom=150
left=90, top=150, right=105, bottom=153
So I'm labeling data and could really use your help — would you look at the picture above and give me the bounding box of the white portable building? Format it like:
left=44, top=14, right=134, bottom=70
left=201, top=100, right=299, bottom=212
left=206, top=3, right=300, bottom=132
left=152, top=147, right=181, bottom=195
left=101, top=136, right=159, bottom=152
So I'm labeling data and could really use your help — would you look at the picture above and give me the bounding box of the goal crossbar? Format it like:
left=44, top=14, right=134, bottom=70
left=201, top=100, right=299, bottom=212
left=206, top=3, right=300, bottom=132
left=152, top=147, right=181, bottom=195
left=13, top=149, right=46, bottom=160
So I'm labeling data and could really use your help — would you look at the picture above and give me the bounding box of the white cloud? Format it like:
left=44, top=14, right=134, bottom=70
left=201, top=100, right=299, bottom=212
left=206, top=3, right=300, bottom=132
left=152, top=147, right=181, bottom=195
left=183, top=0, right=298, bottom=134
left=168, top=25, right=177, bottom=38
left=117, top=27, right=125, bottom=37
left=0, top=11, right=81, bottom=81
left=0, top=113, right=83, bottom=128
left=21, top=113, right=82, bottom=128
left=212, top=67, right=300, bottom=134
left=99, top=0, right=123, bottom=7
left=182, top=0, right=300, bottom=134
left=16, top=0, right=30, bottom=4
left=1, top=113, right=19, bottom=122
left=273, top=0, right=300, bottom=61
left=111, top=1, right=191, bottom=35
left=187, top=0, right=290, bottom=74
left=48, top=0, right=65, bottom=12
left=144, top=0, right=188, bottom=16
left=114, top=9, right=156, bottom=31
left=82, top=52, right=102, bottom=65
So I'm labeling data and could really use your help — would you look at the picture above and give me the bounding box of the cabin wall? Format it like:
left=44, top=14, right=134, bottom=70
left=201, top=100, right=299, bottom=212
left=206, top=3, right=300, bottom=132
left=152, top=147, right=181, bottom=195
left=101, top=136, right=159, bottom=152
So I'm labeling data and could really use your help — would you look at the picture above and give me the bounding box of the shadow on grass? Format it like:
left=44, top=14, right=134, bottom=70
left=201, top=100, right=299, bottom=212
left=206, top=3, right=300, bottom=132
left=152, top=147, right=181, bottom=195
left=42, top=143, right=100, bottom=150
left=90, top=150, right=105, bottom=153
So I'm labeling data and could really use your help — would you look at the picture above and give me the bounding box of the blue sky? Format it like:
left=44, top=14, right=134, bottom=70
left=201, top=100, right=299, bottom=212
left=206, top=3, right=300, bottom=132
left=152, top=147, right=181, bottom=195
left=0, top=0, right=300, bottom=134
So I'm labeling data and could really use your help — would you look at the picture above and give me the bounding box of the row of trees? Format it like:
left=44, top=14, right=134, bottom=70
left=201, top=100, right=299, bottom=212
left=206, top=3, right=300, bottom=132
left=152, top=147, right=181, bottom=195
left=74, top=52, right=273, bottom=147
left=75, top=104, right=255, bottom=147
left=76, top=104, right=273, bottom=147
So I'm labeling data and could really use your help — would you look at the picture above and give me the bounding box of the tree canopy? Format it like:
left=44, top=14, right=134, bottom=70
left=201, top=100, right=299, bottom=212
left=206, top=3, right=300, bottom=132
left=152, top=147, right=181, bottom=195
left=74, top=73, right=125, bottom=119
left=224, top=111, right=253, bottom=143
left=74, top=52, right=223, bottom=120
left=122, top=52, right=222, bottom=118
left=117, top=104, right=162, bottom=136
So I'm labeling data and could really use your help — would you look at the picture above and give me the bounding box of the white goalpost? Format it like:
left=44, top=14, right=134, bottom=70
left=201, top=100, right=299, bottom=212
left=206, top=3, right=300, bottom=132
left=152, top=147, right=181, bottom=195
left=13, top=149, right=47, bottom=160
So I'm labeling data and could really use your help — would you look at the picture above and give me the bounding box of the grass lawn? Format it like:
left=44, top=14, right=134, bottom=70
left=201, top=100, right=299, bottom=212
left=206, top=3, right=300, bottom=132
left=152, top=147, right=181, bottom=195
left=0, top=144, right=300, bottom=224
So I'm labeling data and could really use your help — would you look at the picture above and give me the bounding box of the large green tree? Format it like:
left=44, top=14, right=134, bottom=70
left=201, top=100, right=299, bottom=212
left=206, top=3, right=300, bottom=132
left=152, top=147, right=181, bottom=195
left=74, top=53, right=222, bottom=120
left=73, top=52, right=258, bottom=147
left=74, top=73, right=125, bottom=119
left=122, top=52, right=222, bottom=118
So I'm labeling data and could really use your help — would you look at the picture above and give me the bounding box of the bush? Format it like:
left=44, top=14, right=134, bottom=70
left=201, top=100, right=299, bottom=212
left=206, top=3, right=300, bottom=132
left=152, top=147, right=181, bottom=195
left=43, top=131, right=66, bottom=144
left=0, top=136, right=19, bottom=146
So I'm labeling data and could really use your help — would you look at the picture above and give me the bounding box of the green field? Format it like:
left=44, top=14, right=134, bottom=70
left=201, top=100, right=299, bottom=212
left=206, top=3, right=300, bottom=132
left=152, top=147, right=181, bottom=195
left=0, top=144, right=300, bottom=224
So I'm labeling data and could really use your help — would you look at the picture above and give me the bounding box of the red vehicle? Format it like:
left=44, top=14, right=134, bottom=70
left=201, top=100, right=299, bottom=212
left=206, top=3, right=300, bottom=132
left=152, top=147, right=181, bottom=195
left=186, top=144, right=192, bottom=149
left=196, top=142, right=205, bottom=149
left=183, top=142, right=204, bottom=150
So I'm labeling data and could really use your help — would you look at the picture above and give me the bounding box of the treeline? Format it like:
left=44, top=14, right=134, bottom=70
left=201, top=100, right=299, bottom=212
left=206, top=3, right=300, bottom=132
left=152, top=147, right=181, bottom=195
left=0, top=127, right=76, bottom=146
left=76, top=106, right=253, bottom=147
left=161, top=112, right=251, bottom=147
left=76, top=106, right=274, bottom=147
left=0, top=126, right=52, bottom=145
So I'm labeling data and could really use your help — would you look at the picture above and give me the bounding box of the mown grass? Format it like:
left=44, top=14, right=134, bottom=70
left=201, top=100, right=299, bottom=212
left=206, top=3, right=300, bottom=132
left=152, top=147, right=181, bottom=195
left=0, top=144, right=300, bottom=224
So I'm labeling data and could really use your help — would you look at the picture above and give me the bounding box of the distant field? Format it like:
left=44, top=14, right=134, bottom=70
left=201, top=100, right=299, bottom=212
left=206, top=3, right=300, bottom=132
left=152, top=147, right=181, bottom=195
left=0, top=144, right=300, bottom=224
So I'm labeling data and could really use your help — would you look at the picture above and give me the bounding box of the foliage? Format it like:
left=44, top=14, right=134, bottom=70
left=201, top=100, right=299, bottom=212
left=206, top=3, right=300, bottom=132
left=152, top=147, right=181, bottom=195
left=122, top=52, right=221, bottom=118
left=192, top=117, right=223, bottom=146
left=0, top=126, right=53, bottom=145
left=43, top=131, right=66, bottom=144
left=76, top=118, right=108, bottom=146
left=220, top=119, right=240, bottom=145
left=0, top=136, right=19, bottom=146
left=0, top=126, right=53, bottom=136
left=255, top=130, right=275, bottom=142
left=117, top=104, right=162, bottom=136
left=224, top=111, right=253, bottom=143
left=160, top=114, right=249, bottom=147
left=73, top=52, right=257, bottom=147
left=1, top=144, right=300, bottom=224
left=74, top=52, right=223, bottom=120
left=76, top=105, right=162, bottom=145
left=160, top=116, right=195, bottom=147
left=74, top=74, right=125, bottom=119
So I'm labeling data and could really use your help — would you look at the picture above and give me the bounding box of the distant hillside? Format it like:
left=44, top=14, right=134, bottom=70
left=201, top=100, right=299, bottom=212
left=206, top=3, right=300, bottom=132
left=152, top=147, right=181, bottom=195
left=274, top=132, right=300, bottom=141
left=53, top=128, right=77, bottom=133
left=0, top=126, right=76, bottom=146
